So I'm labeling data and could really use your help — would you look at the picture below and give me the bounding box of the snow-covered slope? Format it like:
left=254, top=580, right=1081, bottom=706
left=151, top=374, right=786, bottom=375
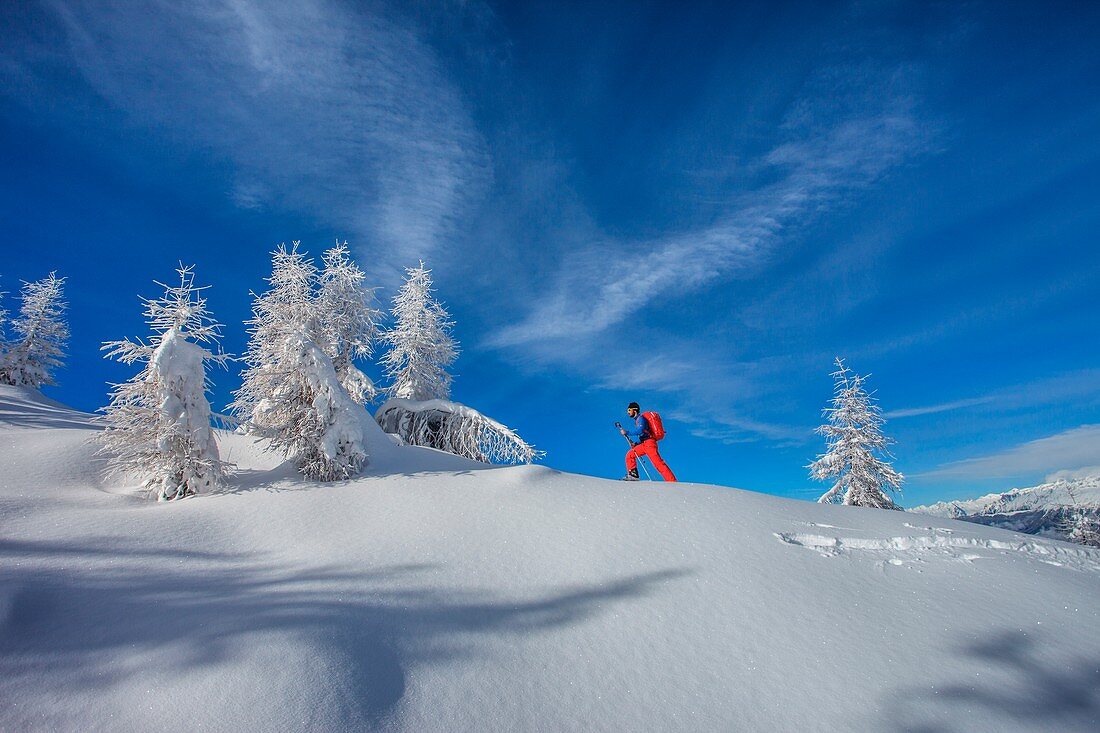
left=912, top=477, right=1100, bottom=538
left=2, top=385, right=1099, bottom=732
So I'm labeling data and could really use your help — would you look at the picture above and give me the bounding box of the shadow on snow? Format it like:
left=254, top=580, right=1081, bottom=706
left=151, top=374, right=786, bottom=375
left=887, top=629, right=1100, bottom=733
left=0, top=537, right=690, bottom=727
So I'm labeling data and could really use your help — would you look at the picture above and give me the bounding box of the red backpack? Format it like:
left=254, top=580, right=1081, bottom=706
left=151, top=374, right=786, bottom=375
left=642, top=411, right=666, bottom=441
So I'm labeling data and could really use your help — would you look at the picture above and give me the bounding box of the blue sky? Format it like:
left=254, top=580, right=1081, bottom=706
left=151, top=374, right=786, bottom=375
left=2, top=0, right=1098, bottom=506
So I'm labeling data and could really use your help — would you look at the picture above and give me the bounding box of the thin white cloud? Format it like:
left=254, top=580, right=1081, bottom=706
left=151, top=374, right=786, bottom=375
left=886, top=370, right=1100, bottom=419
left=921, top=425, right=1100, bottom=480
left=487, top=207, right=776, bottom=348
left=24, top=0, right=489, bottom=278
left=999, top=370, right=1100, bottom=410
left=593, top=357, right=705, bottom=393
left=676, top=414, right=811, bottom=446
left=885, top=397, right=995, bottom=419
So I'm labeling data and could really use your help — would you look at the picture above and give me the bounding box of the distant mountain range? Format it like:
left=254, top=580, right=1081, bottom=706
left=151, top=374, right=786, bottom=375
left=912, top=475, right=1100, bottom=539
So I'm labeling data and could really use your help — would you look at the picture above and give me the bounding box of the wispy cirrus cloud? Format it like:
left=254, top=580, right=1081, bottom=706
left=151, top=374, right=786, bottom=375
left=920, top=425, right=1100, bottom=480
left=671, top=411, right=812, bottom=446
left=885, top=397, right=996, bottom=419
left=887, top=369, right=1100, bottom=420
left=487, top=69, right=930, bottom=351
left=11, top=0, right=488, bottom=279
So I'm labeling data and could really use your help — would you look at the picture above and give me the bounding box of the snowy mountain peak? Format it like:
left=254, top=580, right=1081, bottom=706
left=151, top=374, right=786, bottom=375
left=911, top=475, right=1100, bottom=539
left=913, top=475, right=1100, bottom=516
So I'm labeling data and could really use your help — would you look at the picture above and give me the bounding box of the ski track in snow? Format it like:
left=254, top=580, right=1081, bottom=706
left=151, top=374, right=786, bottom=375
left=776, top=524, right=1100, bottom=572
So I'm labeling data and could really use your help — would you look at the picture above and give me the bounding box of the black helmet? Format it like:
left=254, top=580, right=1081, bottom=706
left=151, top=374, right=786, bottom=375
left=627, top=402, right=640, bottom=411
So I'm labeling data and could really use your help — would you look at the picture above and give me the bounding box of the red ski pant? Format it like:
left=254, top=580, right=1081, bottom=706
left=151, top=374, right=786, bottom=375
left=626, top=439, right=677, bottom=482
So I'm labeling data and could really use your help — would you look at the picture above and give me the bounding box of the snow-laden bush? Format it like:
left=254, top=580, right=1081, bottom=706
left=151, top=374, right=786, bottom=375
left=809, top=358, right=903, bottom=509
left=0, top=272, right=69, bottom=388
left=376, top=398, right=542, bottom=465
left=96, top=266, right=230, bottom=501
left=317, top=242, right=383, bottom=406
left=232, top=244, right=368, bottom=481
left=380, top=261, right=458, bottom=401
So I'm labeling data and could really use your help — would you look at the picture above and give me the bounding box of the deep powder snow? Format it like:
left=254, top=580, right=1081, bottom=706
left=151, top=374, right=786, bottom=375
left=1, top=385, right=1098, bottom=732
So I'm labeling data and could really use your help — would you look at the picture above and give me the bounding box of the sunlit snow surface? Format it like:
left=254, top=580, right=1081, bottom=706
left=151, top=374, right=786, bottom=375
left=1, top=385, right=1098, bottom=732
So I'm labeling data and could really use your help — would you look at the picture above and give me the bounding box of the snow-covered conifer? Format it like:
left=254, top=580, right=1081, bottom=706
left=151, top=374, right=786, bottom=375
left=380, top=261, right=458, bottom=401
left=231, top=244, right=367, bottom=481
left=96, top=265, right=230, bottom=501
left=809, top=358, right=903, bottom=509
left=316, top=242, right=382, bottom=405
left=0, top=272, right=69, bottom=388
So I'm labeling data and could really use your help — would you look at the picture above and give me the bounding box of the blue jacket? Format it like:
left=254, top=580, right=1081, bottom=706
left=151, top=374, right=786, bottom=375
left=624, top=414, right=650, bottom=442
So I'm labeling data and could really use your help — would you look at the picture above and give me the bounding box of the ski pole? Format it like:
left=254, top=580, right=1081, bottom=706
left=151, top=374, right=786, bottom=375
left=614, top=422, right=653, bottom=480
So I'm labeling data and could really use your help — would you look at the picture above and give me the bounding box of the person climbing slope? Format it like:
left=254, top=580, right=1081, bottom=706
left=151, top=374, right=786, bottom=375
left=617, top=401, right=677, bottom=482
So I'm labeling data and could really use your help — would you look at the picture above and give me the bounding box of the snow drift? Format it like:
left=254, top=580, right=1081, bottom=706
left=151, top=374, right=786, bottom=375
left=2, top=384, right=1099, bottom=732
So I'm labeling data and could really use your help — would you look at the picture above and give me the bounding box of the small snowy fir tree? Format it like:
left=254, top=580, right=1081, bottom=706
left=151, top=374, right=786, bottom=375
left=231, top=244, right=367, bottom=481
left=376, top=262, right=541, bottom=464
left=96, top=265, right=231, bottom=501
left=0, top=272, right=69, bottom=388
left=380, top=261, right=458, bottom=401
left=316, top=242, right=382, bottom=405
left=809, top=358, right=903, bottom=509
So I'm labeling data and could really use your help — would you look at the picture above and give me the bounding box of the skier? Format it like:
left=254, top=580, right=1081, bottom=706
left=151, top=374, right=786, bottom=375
left=618, top=402, right=677, bottom=482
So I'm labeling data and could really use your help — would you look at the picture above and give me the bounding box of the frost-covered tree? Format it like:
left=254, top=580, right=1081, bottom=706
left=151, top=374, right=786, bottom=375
left=0, top=278, right=9, bottom=379
left=809, top=358, right=903, bottom=509
left=1067, top=511, right=1100, bottom=548
left=0, top=277, right=8, bottom=338
left=96, top=265, right=230, bottom=501
left=1062, top=484, right=1100, bottom=548
left=376, top=398, right=543, bottom=465
left=231, top=244, right=367, bottom=481
left=380, top=261, right=458, bottom=401
left=0, top=272, right=69, bottom=388
left=374, top=262, right=540, bottom=464
left=317, top=242, right=382, bottom=405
